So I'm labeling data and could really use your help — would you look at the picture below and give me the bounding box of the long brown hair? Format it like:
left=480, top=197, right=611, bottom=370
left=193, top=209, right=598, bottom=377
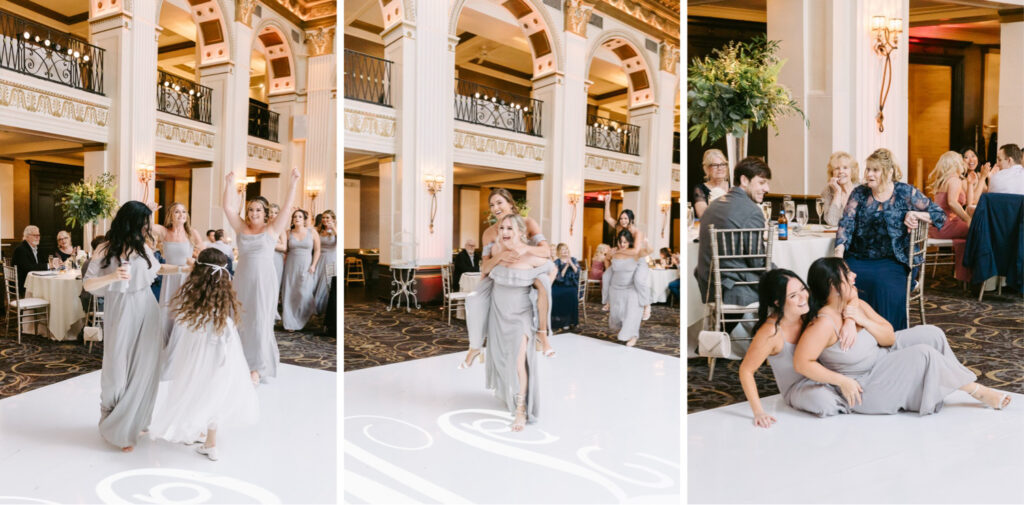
left=163, top=202, right=200, bottom=247
left=489, top=188, right=520, bottom=215
left=317, top=209, right=336, bottom=234
left=171, top=248, right=241, bottom=335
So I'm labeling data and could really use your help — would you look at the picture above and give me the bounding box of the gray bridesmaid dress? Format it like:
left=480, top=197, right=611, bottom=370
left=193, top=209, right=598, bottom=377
left=817, top=323, right=976, bottom=415
left=313, top=232, right=336, bottom=314
left=84, top=246, right=162, bottom=448
left=158, top=240, right=193, bottom=344
left=483, top=262, right=553, bottom=425
left=282, top=228, right=316, bottom=331
left=766, top=341, right=849, bottom=417
left=607, top=258, right=643, bottom=341
left=235, top=231, right=280, bottom=381
left=465, top=234, right=548, bottom=350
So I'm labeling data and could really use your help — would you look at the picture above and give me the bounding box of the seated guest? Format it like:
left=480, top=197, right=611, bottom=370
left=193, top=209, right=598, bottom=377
left=589, top=244, right=610, bottom=281
left=551, top=243, right=580, bottom=332
left=55, top=230, right=77, bottom=261
left=961, top=147, right=987, bottom=204
left=452, top=240, right=480, bottom=292
left=987, top=143, right=1024, bottom=195
left=12, top=226, right=49, bottom=296
left=694, top=149, right=730, bottom=218
left=695, top=157, right=773, bottom=308
left=208, top=230, right=235, bottom=274
left=834, top=148, right=945, bottom=331
left=205, top=229, right=217, bottom=245
left=927, top=151, right=974, bottom=282
left=658, top=247, right=678, bottom=269
left=820, top=151, right=859, bottom=226
left=668, top=278, right=680, bottom=305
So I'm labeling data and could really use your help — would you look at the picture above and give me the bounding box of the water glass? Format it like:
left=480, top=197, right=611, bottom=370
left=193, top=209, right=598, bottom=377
left=687, top=202, right=695, bottom=228
left=760, top=202, right=772, bottom=222
left=784, top=199, right=796, bottom=220
left=796, top=204, right=809, bottom=232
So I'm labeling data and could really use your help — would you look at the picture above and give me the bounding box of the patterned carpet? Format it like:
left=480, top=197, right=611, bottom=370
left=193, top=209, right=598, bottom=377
left=343, top=296, right=680, bottom=372
left=0, top=317, right=337, bottom=399
left=687, top=271, right=1024, bottom=414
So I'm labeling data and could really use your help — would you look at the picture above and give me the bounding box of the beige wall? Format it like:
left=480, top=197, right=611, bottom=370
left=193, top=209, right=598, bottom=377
left=983, top=51, right=1001, bottom=132
left=909, top=64, right=952, bottom=193
left=359, top=176, right=380, bottom=250
left=344, top=178, right=360, bottom=249
left=14, top=160, right=30, bottom=238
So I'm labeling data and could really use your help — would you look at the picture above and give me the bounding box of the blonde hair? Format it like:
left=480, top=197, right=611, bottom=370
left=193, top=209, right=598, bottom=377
left=163, top=202, right=194, bottom=237
left=865, top=148, right=902, bottom=186
left=826, top=151, right=860, bottom=183
left=927, top=151, right=964, bottom=196
left=245, top=198, right=270, bottom=224
left=317, top=209, right=336, bottom=234
left=595, top=243, right=611, bottom=256
left=556, top=243, right=570, bottom=256
left=498, top=213, right=528, bottom=244
left=702, top=149, right=728, bottom=182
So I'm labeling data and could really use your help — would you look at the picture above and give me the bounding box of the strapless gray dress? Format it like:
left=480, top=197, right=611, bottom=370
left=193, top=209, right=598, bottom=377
left=466, top=234, right=548, bottom=350
left=766, top=340, right=848, bottom=417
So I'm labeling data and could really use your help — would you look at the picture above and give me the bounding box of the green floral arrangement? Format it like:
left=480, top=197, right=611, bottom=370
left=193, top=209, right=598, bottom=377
left=483, top=197, right=530, bottom=226
left=55, top=172, right=119, bottom=229
left=687, top=36, right=807, bottom=145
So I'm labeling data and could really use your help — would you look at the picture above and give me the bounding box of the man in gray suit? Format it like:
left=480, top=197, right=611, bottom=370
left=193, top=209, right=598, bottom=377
left=694, top=157, right=772, bottom=307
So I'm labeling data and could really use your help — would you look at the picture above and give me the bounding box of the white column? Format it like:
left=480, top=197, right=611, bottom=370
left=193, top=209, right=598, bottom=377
left=377, top=156, right=399, bottom=265
left=998, top=18, right=1024, bottom=144
left=89, top=4, right=160, bottom=203
left=459, top=187, right=481, bottom=247
left=525, top=176, right=546, bottom=236
left=303, top=27, right=337, bottom=216
left=382, top=13, right=455, bottom=266
left=0, top=162, right=12, bottom=239
left=260, top=175, right=283, bottom=206
left=630, top=103, right=666, bottom=252
left=82, top=149, right=108, bottom=245
left=654, top=60, right=680, bottom=251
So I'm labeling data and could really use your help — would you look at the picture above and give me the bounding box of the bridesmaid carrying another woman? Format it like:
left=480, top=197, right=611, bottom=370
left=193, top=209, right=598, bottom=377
left=149, top=202, right=206, bottom=343
left=819, top=151, right=859, bottom=227
left=282, top=209, right=320, bottom=331
left=603, top=193, right=651, bottom=320
left=222, top=168, right=301, bottom=385
left=926, top=151, right=975, bottom=283
left=313, top=209, right=337, bottom=314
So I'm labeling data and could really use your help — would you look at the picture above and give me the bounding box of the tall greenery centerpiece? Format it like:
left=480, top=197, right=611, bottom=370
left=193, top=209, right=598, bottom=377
left=55, top=172, right=119, bottom=248
left=687, top=36, right=807, bottom=170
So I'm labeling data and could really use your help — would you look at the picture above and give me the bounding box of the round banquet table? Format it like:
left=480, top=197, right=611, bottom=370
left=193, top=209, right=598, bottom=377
left=649, top=268, right=680, bottom=304
left=455, top=272, right=482, bottom=319
left=686, top=227, right=836, bottom=356
left=24, top=270, right=87, bottom=341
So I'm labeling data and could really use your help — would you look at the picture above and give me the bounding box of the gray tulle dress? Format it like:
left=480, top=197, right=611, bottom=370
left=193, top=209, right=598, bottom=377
left=313, top=232, right=336, bottom=314
left=607, top=258, right=643, bottom=341
left=234, top=231, right=280, bottom=381
left=766, top=341, right=849, bottom=417
left=158, top=240, right=193, bottom=344
left=282, top=228, right=316, bottom=331
left=817, top=323, right=976, bottom=415
left=482, top=262, right=553, bottom=425
left=84, top=246, right=162, bottom=448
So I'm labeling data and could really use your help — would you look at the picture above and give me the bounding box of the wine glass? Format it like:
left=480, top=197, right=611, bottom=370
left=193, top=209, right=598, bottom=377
left=686, top=202, right=695, bottom=229
left=760, top=202, right=772, bottom=222
left=796, top=204, right=809, bottom=233
left=815, top=197, right=825, bottom=225
left=784, top=199, right=796, bottom=221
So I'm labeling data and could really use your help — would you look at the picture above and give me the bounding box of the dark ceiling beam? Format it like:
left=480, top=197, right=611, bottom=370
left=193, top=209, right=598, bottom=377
left=158, top=40, right=197, bottom=54
left=2, top=0, right=87, bottom=25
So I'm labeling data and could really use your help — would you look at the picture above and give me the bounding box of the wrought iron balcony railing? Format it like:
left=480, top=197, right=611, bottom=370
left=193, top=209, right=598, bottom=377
left=454, top=78, right=542, bottom=137
left=0, top=9, right=104, bottom=95
left=248, top=99, right=279, bottom=143
left=343, top=49, right=392, bottom=107
left=157, top=70, right=212, bottom=124
left=586, top=114, right=640, bottom=156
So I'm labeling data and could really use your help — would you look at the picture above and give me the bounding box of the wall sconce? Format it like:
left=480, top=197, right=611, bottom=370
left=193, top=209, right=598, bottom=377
left=660, top=200, right=671, bottom=238
left=306, top=183, right=322, bottom=200
left=424, top=174, right=445, bottom=234
left=235, top=175, right=250, bottom=194
left=871, top=15, right=902, bottom=133
left=137, top=163, right=155, bottom=202
left=568, top=190, right=582, bottom=235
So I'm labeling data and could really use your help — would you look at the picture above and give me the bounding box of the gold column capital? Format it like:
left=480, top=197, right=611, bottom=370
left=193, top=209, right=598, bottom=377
left=659, top=42, right=679, bottom=75
left=565, top=0, right=595, bottom=38
left=305, top=26, right=336, bottom=57
left=236, top=0, right=257, bottom=28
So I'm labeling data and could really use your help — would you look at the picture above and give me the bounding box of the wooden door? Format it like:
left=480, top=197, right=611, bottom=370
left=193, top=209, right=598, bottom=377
left=29, top=161, right=84, bottom=257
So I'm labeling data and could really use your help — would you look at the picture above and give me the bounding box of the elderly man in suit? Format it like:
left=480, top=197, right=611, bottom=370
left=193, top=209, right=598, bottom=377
left=12, top=225, right=50, bottom=296
left=453, top=239, right=481, bottom=292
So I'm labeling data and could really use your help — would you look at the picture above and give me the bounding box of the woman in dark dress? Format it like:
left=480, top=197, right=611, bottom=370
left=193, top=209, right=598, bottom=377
left=551, top=243, right=580, bottom=331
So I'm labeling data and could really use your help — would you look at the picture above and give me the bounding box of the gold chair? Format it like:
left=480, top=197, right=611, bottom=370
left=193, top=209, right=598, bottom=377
left=345, top=257, right=365, bottom=286
left=907, top=223, right=929, bottom=325
left=3, top=264, right=50, bottom=344
left=440, top=264, right=468, bottom=326
left=577, top=269, right=588, bottom=323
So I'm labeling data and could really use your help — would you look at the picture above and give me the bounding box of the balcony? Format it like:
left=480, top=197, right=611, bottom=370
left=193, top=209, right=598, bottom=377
left=454, top=78, right=542, bottom=137
left=0, top=9, right=104, bottom=95
left=344, top=49, right=392, bottom=107
left=248, top=99, right=279, bottom=143
left=157, top=70, right=212, bottom=124
left=586, top=114, right=639, bottom=156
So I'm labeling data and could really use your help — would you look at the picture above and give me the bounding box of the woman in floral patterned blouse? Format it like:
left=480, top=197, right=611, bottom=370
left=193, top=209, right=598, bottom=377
left=834, top=148, right=946, bottom=330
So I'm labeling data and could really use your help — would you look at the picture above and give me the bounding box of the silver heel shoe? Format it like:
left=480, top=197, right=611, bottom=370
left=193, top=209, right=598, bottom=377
left=457, top=349, right=484, bottom=369
left=511, top=394, right=527, bottom=432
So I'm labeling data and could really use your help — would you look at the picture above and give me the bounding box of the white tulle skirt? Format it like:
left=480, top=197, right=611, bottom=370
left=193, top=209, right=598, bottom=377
left=148, top=317, right=259, bottom=443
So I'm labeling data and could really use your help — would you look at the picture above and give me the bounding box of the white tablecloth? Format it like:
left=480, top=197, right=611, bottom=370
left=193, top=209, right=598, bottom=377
left=649, top=268, right=679, bottom=304
left=25, top=270, right=86, bottom=341
left=455, top=273, right=482, bottom=319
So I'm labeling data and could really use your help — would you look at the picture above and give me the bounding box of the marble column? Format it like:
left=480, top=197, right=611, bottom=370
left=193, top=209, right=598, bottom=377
left=304, top=26, right=337, bottom=217
left=998, top=14, right=1024, bottom=144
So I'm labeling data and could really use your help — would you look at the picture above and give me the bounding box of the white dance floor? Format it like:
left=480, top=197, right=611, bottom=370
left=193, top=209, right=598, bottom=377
left=344, top=333, right=681, bottom=504
left=0, top=364, right=336, bottom=503
left=688, top=391, right=1024, bottom=503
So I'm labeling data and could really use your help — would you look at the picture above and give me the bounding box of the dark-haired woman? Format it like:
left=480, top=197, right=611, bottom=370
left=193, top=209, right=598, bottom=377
left=313, top=209, right=337, bottom=314
left=960, top=146, right=988, bottom=206
left=282, top=209, right=320, bottom=331
left=464, top=188, right=553, bottom=365
left=738, top=269, right=847, bottom=428
left=605, top=229, right=645, bottom=347
left=794, top=257, right=1010, bottom=414
left=83, top=201, right=188, bottom=451
left=603, top=193, right=652, bottom=320
left=223, top=168, right=301, bottom=385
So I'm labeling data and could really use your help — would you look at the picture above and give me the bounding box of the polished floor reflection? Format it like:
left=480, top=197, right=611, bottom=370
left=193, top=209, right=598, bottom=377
left=344, top=333, right=681, bottom=504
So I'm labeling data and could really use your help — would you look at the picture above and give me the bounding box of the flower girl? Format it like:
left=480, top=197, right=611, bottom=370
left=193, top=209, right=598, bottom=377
left=148, top=248, right=259, bottom=461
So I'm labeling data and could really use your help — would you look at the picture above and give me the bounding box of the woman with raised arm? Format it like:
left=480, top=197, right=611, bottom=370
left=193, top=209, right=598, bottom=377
left=738, top=269, right=848, bottom=428
left=463, top=188, right=554, bottom=366
left=481, top=214, right=554, bottom=431
left=604, top=229, right=648, bottom=347
left=222, top=167, right=301, bottom=385
left=148, top=202, right=206, bottom=344
left=83, top=201, right=192, bottom=452
left=281, top=209, right=321, bottom=331
left=794, top=257, right=1010, bottom=415
left=313, top=209, right=337, bottom=314
left=603, top=192, right=652, bottom=320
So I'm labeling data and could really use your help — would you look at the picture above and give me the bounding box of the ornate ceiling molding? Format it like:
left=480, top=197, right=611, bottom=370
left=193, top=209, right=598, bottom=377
left=261, top=0, right=336, bottom=29
left=594, top=0, right=680, bottom=46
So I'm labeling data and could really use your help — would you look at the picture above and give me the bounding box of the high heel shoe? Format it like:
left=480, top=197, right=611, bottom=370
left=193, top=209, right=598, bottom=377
left=457, top=349, right=484, bottom=369
left=536, top=330, right=556, bottom=357
left=511, top=394, right=527, bottom=432
left=969, top=384, right=1011, bottom=410
left=196, top=444, right=219, bottom=461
